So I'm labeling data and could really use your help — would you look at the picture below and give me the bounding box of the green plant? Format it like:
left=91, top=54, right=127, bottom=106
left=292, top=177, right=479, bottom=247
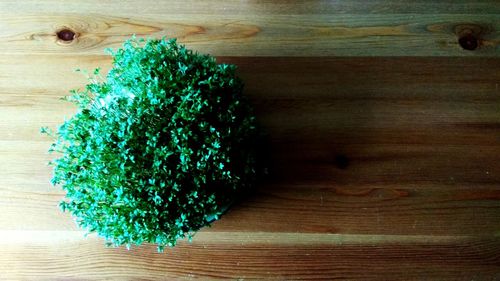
left=42, top=37, right=259, bottom=252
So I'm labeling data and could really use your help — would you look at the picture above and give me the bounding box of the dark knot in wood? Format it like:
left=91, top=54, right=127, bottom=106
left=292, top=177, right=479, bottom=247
left=454, top=24, right=489, bottom=51
left=458, top=34, right=478, bottom=51
left=334, top=154, right=350, bottom=169
left=56, top=28, right=76, bottom=42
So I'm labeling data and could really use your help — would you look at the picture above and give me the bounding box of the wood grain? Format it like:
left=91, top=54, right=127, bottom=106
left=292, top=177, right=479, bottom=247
left=0, top=13, right=498, bottom=56
left=1, top=0, right=500, bottom=279
left=0, top=56, right=498, bottom=239
left=3, top=0, right=500, bottom=15
left=0, top=232, right=499, bottom=280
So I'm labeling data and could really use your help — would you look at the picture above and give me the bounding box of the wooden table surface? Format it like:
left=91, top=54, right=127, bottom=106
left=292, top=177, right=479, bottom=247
left=1, top=1, right=499, bottom=280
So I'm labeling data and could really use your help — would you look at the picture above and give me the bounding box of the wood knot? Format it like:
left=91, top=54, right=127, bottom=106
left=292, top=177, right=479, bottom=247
left=454, top=24, right=489, bottom=51
left=334, top=154, right=350, bottom=169
left=56, top=28, right=76, bottom=42
left=458, top=34, right=478, bottom=51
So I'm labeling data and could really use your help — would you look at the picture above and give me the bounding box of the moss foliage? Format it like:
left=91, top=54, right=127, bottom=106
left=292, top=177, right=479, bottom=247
left=42, top=37, right=258, bottom=251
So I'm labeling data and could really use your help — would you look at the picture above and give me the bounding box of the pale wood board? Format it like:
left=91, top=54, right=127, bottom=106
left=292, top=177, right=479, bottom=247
left=0, top=13, right=498, bottom=56
left=0, top=0, right=499, bottom=279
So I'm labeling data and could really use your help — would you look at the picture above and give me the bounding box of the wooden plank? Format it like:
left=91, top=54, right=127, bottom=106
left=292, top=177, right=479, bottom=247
left=2, top=178, right=500, bottom=235
left=1, top=56, right=498, bottom=140
left=2, top=0, right=500, bottom=15
left=0, top=232, right=498, bottom=280
left=0, top=13, right=499, bottom=56
left=0, top=56, right=498, bottom=237
left=2, top=55, right=499, bottom=97
left=1, top=1, right=499, bottom=279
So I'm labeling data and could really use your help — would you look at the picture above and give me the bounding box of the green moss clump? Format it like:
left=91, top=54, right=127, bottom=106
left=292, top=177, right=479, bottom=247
left=43, top=37, right=258, bottom=251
